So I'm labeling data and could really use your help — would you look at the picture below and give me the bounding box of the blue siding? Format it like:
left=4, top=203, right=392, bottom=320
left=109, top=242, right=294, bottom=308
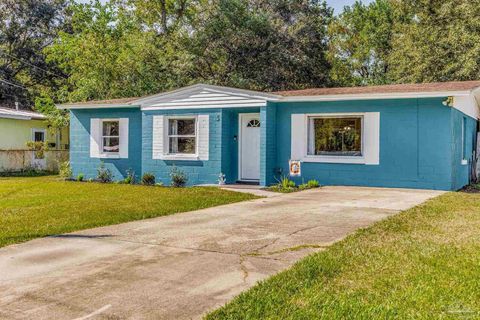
left=221, top=108, right=260, bottom=183
left=268, top=98, right=472, bottom=190
left=260, top=105, right=277, bottom=186
left=142, top=108, right=259, bottom=186
left=451, top=108, right=477, bottom=190
left=69, top=97, right=477, bottom=190
left=70, top=108, right=142, bottom=181
left=142, top=109, right=222, bottom=186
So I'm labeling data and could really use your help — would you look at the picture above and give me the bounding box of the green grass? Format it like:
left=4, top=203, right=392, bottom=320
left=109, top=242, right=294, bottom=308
left=0, top=176, right=258, bottom=248
left=206, top=192, right=480, bottom=319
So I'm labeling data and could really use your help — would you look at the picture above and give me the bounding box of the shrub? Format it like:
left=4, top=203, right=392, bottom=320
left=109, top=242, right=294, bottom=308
left=307, top=180, right=320, bottom=188
left=77, top=173, right=84, bottom=182
left=96, top=162, right=113, bottom=183
left=124, top=168, right=136, bottom=184
left=59, top=161, right=72, bottom=179
left=0, top=168, right=53, bottom=177
left=298, top=183, right=309, bottom=190
left=26, top=141, right=48, bottom=159
left=170, top=167, right=188, bottom=187
left=280, top=176, right=295, bottom=189
left=141, top=172, right=156, bottom=186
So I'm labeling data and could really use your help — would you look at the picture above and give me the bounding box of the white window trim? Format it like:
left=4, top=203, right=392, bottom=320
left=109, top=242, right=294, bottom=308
left=163, top=115, right=200, bottom=161
left=292, top=112, right=380, bottom=165
left=31, top=128, right=46, bottom=142
left=31, top=128, right=47, bottom=161
left=307, top=114, right=365, bottom=163
left=99, top=119, right=121, bottom=158
left=90, top=118, right=128, bottom=159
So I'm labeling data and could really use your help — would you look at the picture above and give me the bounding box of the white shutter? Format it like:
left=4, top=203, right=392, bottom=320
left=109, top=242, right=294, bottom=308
left=119, top=118, right=129, bottom=158
left=291, top=114, right=306, bottom=160
left=152, top=115, right=165, bottom=159
left=90, top=118, right=101, bottom=158
left=364, top=112, right=380, bottom=165
left=198, top=115, right=209, bottom=160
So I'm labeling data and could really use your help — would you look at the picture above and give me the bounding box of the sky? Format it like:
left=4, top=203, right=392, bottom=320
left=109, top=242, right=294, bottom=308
left=329, top=0, right=373, bottom=13
left=76, top=0, right=375, bottom=14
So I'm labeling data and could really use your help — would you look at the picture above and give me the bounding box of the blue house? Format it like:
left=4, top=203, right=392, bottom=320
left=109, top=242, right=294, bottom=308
left=58, top=81, right=480, bottom=191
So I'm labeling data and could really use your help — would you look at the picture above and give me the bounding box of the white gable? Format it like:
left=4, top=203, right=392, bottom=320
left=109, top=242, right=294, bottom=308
left=140, top=84, right=279, bottom=111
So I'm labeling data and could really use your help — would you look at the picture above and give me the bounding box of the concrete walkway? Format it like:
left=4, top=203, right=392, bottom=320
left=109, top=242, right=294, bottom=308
left=0, top=187, right=444, bottom=320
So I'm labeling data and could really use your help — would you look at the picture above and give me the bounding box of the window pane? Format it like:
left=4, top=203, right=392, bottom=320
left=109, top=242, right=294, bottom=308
left=103, top=121, right=119, bottom=136
left=34, top=132, right=45, bottom=142
left=310, top=117, right=362, bottom=156
left=103, top=137, right=119, bottom=153
left=169, top=119, right=195, bottom=135
left=169, top=137, right=196, bottom=154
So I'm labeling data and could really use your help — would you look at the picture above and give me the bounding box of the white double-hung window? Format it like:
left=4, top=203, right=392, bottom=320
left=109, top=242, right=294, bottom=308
left=90, top=118, right=129, bottom=158
left=102, top=120, right=120, bottom=154
left=291, top=112, right=380, bottom=165
left=152, top=115, right=209, bottom=161
left=168, top=118, right=197, bottom=155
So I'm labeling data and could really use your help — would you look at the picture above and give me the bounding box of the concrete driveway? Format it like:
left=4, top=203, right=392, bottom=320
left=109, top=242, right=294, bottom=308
left=0, top=186, right=443, bottom=320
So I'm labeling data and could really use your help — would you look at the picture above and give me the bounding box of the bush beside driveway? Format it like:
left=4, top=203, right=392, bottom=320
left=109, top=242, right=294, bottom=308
left=0, top=176, right=258, bottom=248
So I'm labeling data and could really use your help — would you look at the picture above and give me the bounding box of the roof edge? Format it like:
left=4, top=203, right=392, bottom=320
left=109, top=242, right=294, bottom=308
left=56, top=103, right=141, bottom=110
left=277, top=90, right=473, bottom=102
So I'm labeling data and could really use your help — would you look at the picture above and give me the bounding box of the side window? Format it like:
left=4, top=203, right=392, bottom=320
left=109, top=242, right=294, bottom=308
left=102, top=120, right=120, bottom=154
left=168, top=118, right=197, bottom=155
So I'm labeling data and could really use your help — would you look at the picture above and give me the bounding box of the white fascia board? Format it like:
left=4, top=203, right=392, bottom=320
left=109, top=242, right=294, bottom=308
left=0, top=113, right=32, bottom=120
left=136, top=84, right=280, bottom=106
left=56, top=104, right=141, bottom=110
left=142, top=102, right=267, bottom=111
left=453, top=95, right=480, bottom=120
left=279, top=91, right=472, bottom=102
left=200, top=85, right=280, bottom=100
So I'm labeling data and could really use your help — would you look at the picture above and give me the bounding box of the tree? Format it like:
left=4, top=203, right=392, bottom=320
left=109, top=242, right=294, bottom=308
left=123, top=0, right=202, bottom=35
left=388, top=0, right=480, bottom=83
left=328, top=0, right=394, bottom=86
left=188, top=0, right=334, bottom=91
left=45, top=0, right=194, bottom=102
left=34, top=93, right=69, bottom=130
left=0, top=0, right=70, bottom=109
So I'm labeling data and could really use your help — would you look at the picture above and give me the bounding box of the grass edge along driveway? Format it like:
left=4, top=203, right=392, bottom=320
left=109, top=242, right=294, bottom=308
left=0, top=176, right=258, bottom=248
left=206, top=192, right=480, bottom=319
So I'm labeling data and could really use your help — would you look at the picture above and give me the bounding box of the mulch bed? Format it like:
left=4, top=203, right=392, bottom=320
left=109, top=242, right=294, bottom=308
left=460, top=185, right=480, bottom=193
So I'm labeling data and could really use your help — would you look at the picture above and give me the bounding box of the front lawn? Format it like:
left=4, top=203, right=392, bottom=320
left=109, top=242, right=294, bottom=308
left=0, top=176, right=258, bottom=248
left=207, top=192, right=480, bottom=319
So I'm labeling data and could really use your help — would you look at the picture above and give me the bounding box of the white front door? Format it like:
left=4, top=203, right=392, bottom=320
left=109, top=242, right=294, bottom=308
left=239, top=113, right=261, bottom=181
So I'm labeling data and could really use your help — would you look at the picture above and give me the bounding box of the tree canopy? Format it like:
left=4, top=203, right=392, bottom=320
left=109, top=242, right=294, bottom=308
left=0, top=0, right=70, bottom=108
